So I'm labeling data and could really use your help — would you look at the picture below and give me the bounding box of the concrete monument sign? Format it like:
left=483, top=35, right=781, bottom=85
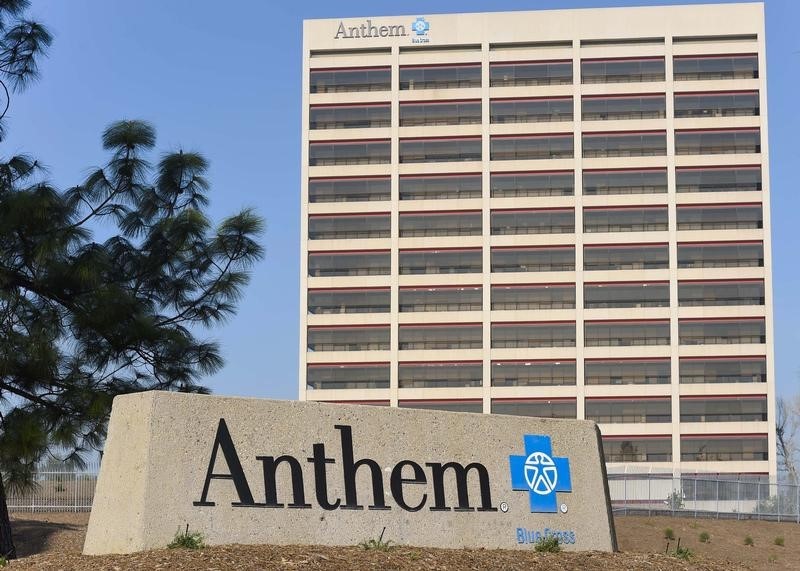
left=84, top=392, right=617, bottom=554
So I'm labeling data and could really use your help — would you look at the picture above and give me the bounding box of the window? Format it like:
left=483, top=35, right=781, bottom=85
left=583, top=169, right=667, bottom=195
left=676, top=167, right=761, bottom=193
left=307, top=288, right=390, bottom=314
left=307, top=325, right=390, bottom=352
left=306, top=364, right=389, bottom=390
left=676, top=204, right=762, bottom=230
left=399, top=248, right=482, bottom=275
left=677, top=242, right=763, bottom=268
left=675, top=129, right=760, bottom=155
left=582, top=132, right=666, bottom=158
left=309, top=104, right=391, bottom=129
left=309, top=140, right=391, bottom=166
left=490, top=97, right=573, bottom=123
left=584, top=282, right=669, bottom=308
left=674, top=91, right=759, bottom=118
left=582, top=95, right=666, bottom=120
left=399, top=211, right=481, bottom=237
left=399, top=400, right=483, bottom=413
left=585, top=359, right=670, bottom=385
left=584, top=207, right=668, bottom=233
left=680, top=397, right=768, bottom=423
left=399, top=64, right=481, bottom=90
left=673, top=55, right=758, bottom=81
left=681, top=436, right=768, bottom=461
left=491, top=246, right=575, bottom=272
left=680, top=357, right=766, bottom=384
left=678, top=280, right=764, bottom=306
left=491, top=360, right=576, bottom=387
left=399, top=324, right=482, bottom=350
left=399, top=286, right=482, bottom=312
left=309, top=177, right=390, bottom=203
left=581, top=57, right=665, bottom=84
left=399, top=137, right=481, bottom=163
left=491, top=208, right=574, bottom=235
left=585, top=321, right=670, bottom=346
left=400, top=174, right=482, bottom=200
left=308, top=213, right=390, bottom=240
left=492, top=399, right=577, bottom=419
left=603, top=438, right=672, bottom=462
left=491, top=284, right=576, bottom=310
left=679, top=318, right=766, bottom=345
left=399, top=362, right=482, bottom=388
left=491, top=322, right=576, bottom=348
left=399, top=101, right=481, bottom=126
left=489, top=60, right=572, bottom=86
left=491, top=134, right=574, bottom=160
left=491, top=171, right=574, bottom=197
left=308, top=251, right=390, bottom=277
left=586, top=398, right=671, bottom=423
left=584, top=244, right=669, bottom=271
left=310, top=67, right=391, bottom=93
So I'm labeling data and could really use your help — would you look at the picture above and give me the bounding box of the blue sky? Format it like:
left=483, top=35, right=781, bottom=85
left=13, top=1, right=799, bottom=400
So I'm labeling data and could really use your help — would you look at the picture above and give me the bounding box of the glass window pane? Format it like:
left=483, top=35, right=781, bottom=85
left=399, top=324, right=482, bottom=350
left=490, top=97, right=573, bottom=123
left=492, top=399, right=576, bottom=418
left=399, top=286, right=482, bottom=312
left=310, top=104, right=391, bottom=129
left=491, top=285, right=576, bottom=310
left=400, top=64, right=482, bottom=90
left=582, top=95, right=666, bottom=120
left=308, top=288, right=390, bottom=314
left=399, top=249, right=482, bottom=274
left=308, top=214, right=390, bottom=239
left=585, top=321, right=670, bottom=346
left=603, top=438, right=672, bottom=462
left=400, top=101, right=481, bottom=126
left=583, top=169, right=667, bottom=195
left=491, top=247, right=575, bottom=272
left=581, top=57, right=665, bottom=83
left=308, top=251, right=390, bottom=277
left=582, top=132, right=666, bottom=158
left=673, top=55, right=758, bottom=81
left=676, top=167, right=761, bottom=193
left=679, top=318, right=766, bottom=345
left=677, top=242, right=763, bottom=268
left=584, top=283, right=670, bottom=308
left=307, top=326, right=390, bottom=351
left=309, top=177, right=391, bottom=203
left=680, top=397, right=767, bottom=422
left=679, top=358, right=767, bottom=384
left=584, top=245, right=669, bottom=270
left=307, top=364, right=389, bottom=390
left=491, top=360, right=576, bottom=386
left=584, top=207, right=668, bottom=232
left=491, top=172, right=574, bottom=197
left=585, top=359, right=670, bottom=385
left=399, top=362, right=482, bottom=388
left=490, top=61, right=573, bottom=86
left=310, top=67, right=391, bottom=93
left=491, top=135, right=574, bottom=160
left=491, top=209, right=574, bottom=235
left=400, top=174, right=482, bottom=200
left=400, top=138, right=482, bottom=163
left=586, top=399, right=671, bottom=423
left=681, top=437, right=767, bottom=461
left=399, top=211, right=482, bottom=237
left=491, top=323, right=576, bottom=348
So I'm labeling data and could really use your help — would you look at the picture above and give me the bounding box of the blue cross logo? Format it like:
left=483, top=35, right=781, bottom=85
left=509, top=435, right=572, bottom=513
left=411, top=17, right=430, bottom=36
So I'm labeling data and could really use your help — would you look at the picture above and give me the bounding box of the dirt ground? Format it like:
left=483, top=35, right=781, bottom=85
left=4, top=512, right=797, bottom=570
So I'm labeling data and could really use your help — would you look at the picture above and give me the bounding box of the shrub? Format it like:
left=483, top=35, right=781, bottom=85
left=360, top=528, right=392, bottom=551
left=168, top=525, right=205, bottom=550
left=673, top=545, right=693, bottom=561
left=774, top=536, right=784, bottom=547
left=664, top=527, right=675, bottom=540
left=0, top=556, right=6, bottom=568
left=698, top=531, right=710, bottom=543
left=666, top=490, right=684, bottom=510
left=534, top=535, right=561, bottom=553
left=744, top=535, right=754, bottom=547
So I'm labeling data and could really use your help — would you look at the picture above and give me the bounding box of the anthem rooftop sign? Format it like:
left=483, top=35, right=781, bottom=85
left=83, top=392, right=617, bottom=554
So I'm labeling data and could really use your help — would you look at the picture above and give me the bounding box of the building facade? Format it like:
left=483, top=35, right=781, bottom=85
left=299, top=3, right=776, bottom=479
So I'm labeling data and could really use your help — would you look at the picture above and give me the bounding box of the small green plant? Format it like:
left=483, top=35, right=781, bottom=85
left=666, top=490, right=684, bottom=510
left=168, top=525, right=205, bottom=550
left=688, top=521, right=699, bottom=529
left=0, top=556, right=7, bottom=568
left=664, top=527, right=675, bottom=540
left=533, top=535, right=561, bottom=553
left=744, top=535, right=754, bottom=547
left=769, top=554, right=778, bottom=564
left=774, top=536, right=784, bottom=546
left=673, top=545, right=693, bottom=561
left=360, top=527, right=392, bottom=551
left=699, top=531, right=710, bottom=543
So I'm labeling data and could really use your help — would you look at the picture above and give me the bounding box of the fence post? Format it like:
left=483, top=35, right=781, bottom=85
left=778, top=483, right=782, bottom=523
left=624, top=474, right=628, bottom=513
left=648, top=477, right=651, bottom=517
left=737, top=479, right=740, bottom=521
left=796, top=483, right=799, bottom=525
left=694, top=478, right=697, bottom=519
left=757, top=480, right=761, bottom=521
left=716, top=479, right=720, bottom=518
left=74, top=473, right=78, bottom=513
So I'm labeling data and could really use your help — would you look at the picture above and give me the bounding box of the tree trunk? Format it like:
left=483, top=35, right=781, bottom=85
left=0, top=476, right=16, bottom=560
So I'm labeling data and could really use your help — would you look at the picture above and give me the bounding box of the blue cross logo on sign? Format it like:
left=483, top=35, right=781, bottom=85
left=509, top=435, right=572, bottom=513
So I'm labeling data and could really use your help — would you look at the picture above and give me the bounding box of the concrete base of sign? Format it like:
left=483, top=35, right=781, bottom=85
left=84, top=392, right=617, bottom=554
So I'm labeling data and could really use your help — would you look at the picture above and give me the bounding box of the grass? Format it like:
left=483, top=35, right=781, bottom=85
left=699, top=531, right=711, bottom=543
left=167, top=525, right=205, bottom=550
left=533, top=535, right=561, bottom=553
left=673, top=545, right=693, bottom=561
left=360, top=527, right=392, bottom=551
left=0, top=556, right=6, bottom=568
left=663, top=527, right=675, bottom=540
left=774, top=536, right=784, bottom=547
left=744, top=535, right=754, bottom=547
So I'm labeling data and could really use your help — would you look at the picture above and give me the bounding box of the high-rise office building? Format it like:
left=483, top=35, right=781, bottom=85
left=299, top=3, right=775, bottom=479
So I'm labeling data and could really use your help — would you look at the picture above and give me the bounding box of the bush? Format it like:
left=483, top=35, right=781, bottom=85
left=673, top=545, right=693, bottom=561
left=0, top=556, right=6, bottom=568
left=534, top=535, right=561, bottom=553
left=666, top=490, right=684, bottom=510
left=168, top=526, right=205, bottom=550
left=774, top=536, right=784, bottom=547
left=664, top=527, right=675, bottom=540
left=359, top=538, right=392, bottom=551
left=744, top=535, right=754, bottom=547
left=699, top=531, right=710, bottom=543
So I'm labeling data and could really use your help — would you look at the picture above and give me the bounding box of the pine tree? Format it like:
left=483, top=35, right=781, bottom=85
left=0, top=2, right=264, bottom=558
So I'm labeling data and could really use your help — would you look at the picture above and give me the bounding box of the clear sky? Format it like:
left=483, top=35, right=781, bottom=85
left=13, top=0, right=800, bottom=400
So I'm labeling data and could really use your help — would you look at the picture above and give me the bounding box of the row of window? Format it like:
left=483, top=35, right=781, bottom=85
left=307, top=242, right=764, bottom=276
left=309, top=55, right=759, bottom=93
left=308, top=204, right=763, bottom=239
left=310, top=92, right=759, bottom=129
left=306, top=318, right=766, bottom=352
left=307, top=280, right=765, bottom=314
left=307, top=358, right=767, bottom=389
left=309, top=167, right=762, bottom=202
left=602, top=436, right=767, bottom=463
left=308, top=130, right=761, bottom=165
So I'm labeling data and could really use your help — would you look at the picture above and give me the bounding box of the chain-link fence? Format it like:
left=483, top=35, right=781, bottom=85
left=7, top=464, right=99, bottom=512
left=609, top=472, right=800, bottom=522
